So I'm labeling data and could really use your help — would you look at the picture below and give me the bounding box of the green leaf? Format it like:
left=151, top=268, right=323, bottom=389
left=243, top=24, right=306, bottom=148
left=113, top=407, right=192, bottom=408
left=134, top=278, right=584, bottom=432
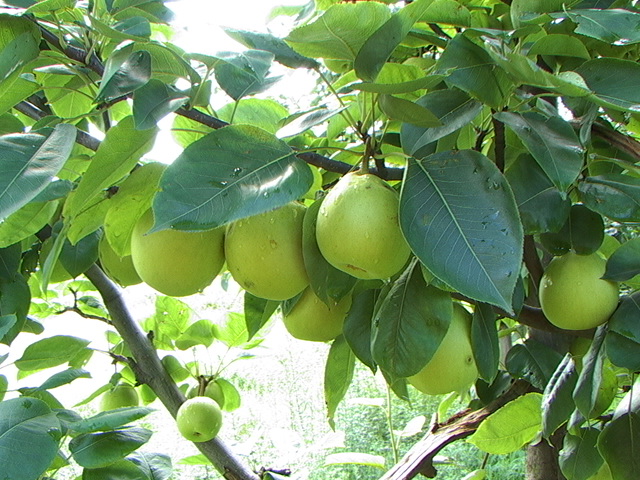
left=218, top=98, right=288, bottom=135
left=420, top=0, right=472, bottom=26
left=152, top=125, right=313, bottom=231
left=573, top=326, right=608, bottom=418
left=90, top=15, right=151, bottom=43
left=324, top=452, right=385, bottom=469
left=132, top=43, right=198, bottom=84
left=0, top=275, right=30, bottom=345
left=578, top=174, right=640, bottom=222
left=0, top=200, right=58, bottom=248
left=506, top=338, right=563, bottom=390
left=160, top=355, right=189, bottom=382
left=539, top=204, right=604, bottom=256
left=505, top=154, right=571, bottom=235
left=104, top=161, right=165, bottom=256
left=0, top=74, right=38, bottom=117
left=495, top=112, right=584, bottom=192
left=400, top=151, right=523, bottom=312
left=132, top=79, right=187, bottom=130
left=15, top=335, right=91, bottom=372
left=603, top=238, right=640, bottom=281
left=37, top=369, right=91, bottom=391
left=542, top=355, right=578, bottom=438
left=285, top=2, right=391, bottom=60
left=82, top=459, right=150, bottom=480
left=69, top=408, right=155, bottom=434
left=214, top=50, right=280, bottom=101
left=557, top=9, right=640, bottom=46
left=277, top=105, right=347, bottom=138
left=528, top=34, right=591, bottom=59
left=174, top=319, right=215, bottom=350
left=354, top=0, right=432, bottom=82
left=471, top=303, right=499, bottom=383
left=576, top=58, right=640, bottom=112
left=560, top=428, right=604, bottom=480
left=223, top=28, right=319, bottom=69
left=96, top=44, right=151, bottom=102
left=302, top=198, right=357, bottom=305
left=216, top=378, right=241, bottom=412
left=324, top=335, right=355, bottom=429
left=244, top=292, right=279, bottom=340
left=26, top=0, right=74, bottom=13
left=69, top=427, right=152, bottom=468
left=147, top=296, right=191, bottom=342
left=597, top=412, right=640, bottom=480
left=66, top=116, right=157, bottom=218
left=371, top=262, right=452, bottom=378
left=342, top=288, right=377, bottom=372
left=468, top=392, right=543, bottom=454
left=378, top=94, right=442, bottom=128
left=0, top=124, right=76, bottom=222
left=436, top=34, right=512, bottom=108
left=400, top=88, right=482, bottom=157
left=128, top=452, right=173, bottom=480
left=605, top=292, right=640, bottom=372
left=59, top=229, right=101, bottom=277
left=213, top=312, right=249, bottom=348
left=0, top=15, right=40, bottom=82
left=0, top=375, right=6, bottom=401
left=0, top=397, right=61, bottom=480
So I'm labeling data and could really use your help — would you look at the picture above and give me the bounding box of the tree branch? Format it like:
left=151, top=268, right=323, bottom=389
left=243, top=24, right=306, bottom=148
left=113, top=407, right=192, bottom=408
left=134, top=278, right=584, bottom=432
left=84, top=265, right=260, bottom=480
left=381, top=380, right=532, bottom=480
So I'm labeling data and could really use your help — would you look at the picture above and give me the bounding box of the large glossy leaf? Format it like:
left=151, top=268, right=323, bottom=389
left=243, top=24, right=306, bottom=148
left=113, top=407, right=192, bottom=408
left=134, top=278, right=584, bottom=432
left=604, top=238, right=640, bottom=281
left=371, top=262, right=452, bottom=378
left=0, top=200, right=58, bottom=248
left=128, top=452, right=173, bottom=480
left=243, top=293, right=279, bottom=340
left=573, top=326, right=608, bottom=418
left=468, top=392, right=543, bottom=454
left=436, top=34, right=512, bottom=108
left=354, top=0, right=432, bottom=82
left=223, top=28, right=319, bottom=69
left=59, top=229, right=101, bottom=277
left=285, top=2, right=391, bottom=60
left=542, top=355, right=578, bottom=438
left=578, top=174, right=640, bottom=222
left=66, top=116, right=157, bottom=219
left=378, top=94, right=441, bottom=128
left=400, top=89, right=482, bottom=157
left=539, top=204, right=604, bottom=256
left=597, top=412, right=640, bottom=480
left=505, top=154, right=571, bottom=235
left=69, top=427, right=152, bottom=468
left=132, top=79, right=187, bottom=130
left=324, top=335, right=355, bottom=429
left=90, top=15, right=151, bottom=43
left=104, top=162, right=165, bottom=257
left=302, top=198, right=357, bottom=305
left=152, top=125, right=313, bottom=231
left=400, top=151, right=523, bottom=312
left=96, top=44, right=151, bottom=102
left=214, top=50, right=280, bottom=101
left=342, top=288, right=377, bottom=372
left=37, top=368, right=91, bottom=391
left=560, top=428, right=603, bottom=480
left=471, top=303, right=499, bottom=383
left=15, top=335, right=91, bottom=372
left=576, top=58, right=640, bottom=112
left=605, top=292, right=640, bottom=372
left=0, top=397, right=61, bottom=480
left=0, top=274, right=30, bottom=345
left=495, top=112, right=584, bottom=192
left=0, top=124, right=76, bottom=222
left=218, top=99, right=288, bottom=135
left=556, top=9, right=640, bottom=45
left=0, top=14, right=40, bottom=82
left=69, top=408, right=155, bottom=434
left=506, top=338, right=563, bottom=390
left=82, top=459, right=149, bottom=480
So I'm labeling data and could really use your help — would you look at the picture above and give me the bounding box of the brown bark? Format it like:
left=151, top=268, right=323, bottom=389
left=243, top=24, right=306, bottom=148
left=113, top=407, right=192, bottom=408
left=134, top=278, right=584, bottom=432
left=381, top=380, right=532, bottom=480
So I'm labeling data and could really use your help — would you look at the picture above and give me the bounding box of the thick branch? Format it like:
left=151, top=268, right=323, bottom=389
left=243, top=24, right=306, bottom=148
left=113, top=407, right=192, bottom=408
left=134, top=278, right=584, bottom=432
left=381, top=380, right=532, bottom=480
left=84, top=265, right=260, bottom=480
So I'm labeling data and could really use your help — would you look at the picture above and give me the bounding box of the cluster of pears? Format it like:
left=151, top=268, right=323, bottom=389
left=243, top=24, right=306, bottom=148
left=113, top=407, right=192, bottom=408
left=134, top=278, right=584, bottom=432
left=175, top=378, right=224, bottom=443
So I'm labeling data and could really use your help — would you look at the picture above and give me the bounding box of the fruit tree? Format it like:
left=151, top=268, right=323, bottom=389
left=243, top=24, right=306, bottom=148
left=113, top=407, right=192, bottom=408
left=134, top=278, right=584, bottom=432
left=0, top=0, right=639, bottom=479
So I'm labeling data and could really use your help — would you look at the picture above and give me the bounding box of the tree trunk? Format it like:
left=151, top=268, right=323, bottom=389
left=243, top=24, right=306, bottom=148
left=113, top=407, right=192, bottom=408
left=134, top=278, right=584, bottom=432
left=526, top=440, right=564, bottom=480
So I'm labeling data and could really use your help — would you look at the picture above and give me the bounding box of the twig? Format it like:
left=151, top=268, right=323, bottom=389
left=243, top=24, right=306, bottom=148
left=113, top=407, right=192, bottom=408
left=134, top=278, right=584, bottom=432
left=380, top=380, right=532, bottom=480
left=84, top=265, right=261, bottom=480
